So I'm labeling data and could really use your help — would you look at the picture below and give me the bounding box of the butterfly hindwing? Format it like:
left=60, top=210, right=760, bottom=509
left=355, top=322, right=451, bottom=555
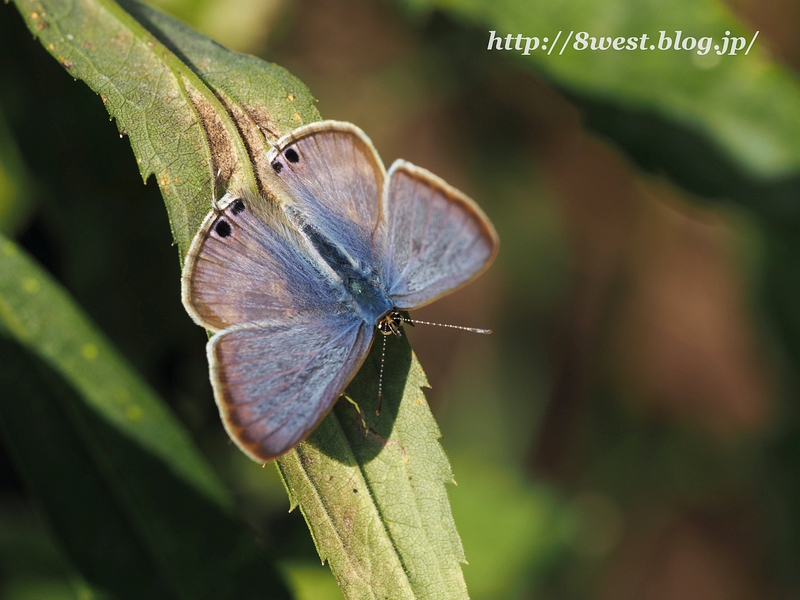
left=267, top=121, right=387, bottom=270
left=382, top=160, right=499, bottom=309
left=181, top=191, right=341, bottom=332
left=209, top=310, right=374, bottom=461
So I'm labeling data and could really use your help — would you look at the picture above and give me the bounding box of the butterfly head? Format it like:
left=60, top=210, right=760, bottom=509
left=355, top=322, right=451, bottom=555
left=377, top=311, right=405, bottom=337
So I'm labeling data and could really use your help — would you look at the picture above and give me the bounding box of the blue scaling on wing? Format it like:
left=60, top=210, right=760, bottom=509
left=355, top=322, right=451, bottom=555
left=382, top=161, right=499, bottom=310
left=267, top=122, right=388, bottom=274
left=208, top=310, right=373, bottom=461
left=181, top=190, right=343, bottom=332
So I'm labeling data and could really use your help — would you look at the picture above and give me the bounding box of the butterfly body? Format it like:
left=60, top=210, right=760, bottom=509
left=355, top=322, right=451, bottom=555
left=182, top=121, right=498, bottom=462
left=287, top=207, right=395, bottom=324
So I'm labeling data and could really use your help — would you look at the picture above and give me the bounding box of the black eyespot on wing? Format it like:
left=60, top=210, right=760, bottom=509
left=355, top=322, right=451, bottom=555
left=215, top=220, right=232, bottom=238
left=231, top=199, right=245, bottom=215
left=285, top=148, right=299, bottom=163
left=272, top=161, right=283, bottom=173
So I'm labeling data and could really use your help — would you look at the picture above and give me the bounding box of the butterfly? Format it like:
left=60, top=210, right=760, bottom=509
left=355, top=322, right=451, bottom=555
left=181, top=121, right=498, bottom=462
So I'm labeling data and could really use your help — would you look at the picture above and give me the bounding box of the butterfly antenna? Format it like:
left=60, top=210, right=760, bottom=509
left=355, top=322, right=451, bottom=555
left=400, top=316, right=492, bottom=334
left=376, top=334, right=387, bottom=416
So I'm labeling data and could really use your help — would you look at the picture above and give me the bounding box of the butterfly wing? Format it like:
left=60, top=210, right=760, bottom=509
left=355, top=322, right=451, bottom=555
left=182, top=190, right=342, bottom=332
left=209, top=310, right=373, bottom=462
left=267, top=121, right=386, bottom=268
left=382, top=160, right=499, bottom=309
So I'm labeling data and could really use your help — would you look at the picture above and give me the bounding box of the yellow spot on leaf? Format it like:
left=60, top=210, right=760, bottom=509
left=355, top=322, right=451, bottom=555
left=293, top=112, right=301, bottom=122
left=30, top=11, right=38, bottom=18
left=81, top=343, right=98, bottom=360
left=23, top=278, right=40, bottom=293
left=287, top=94, right=295, bottom=102
left=126, top=404, right=143, bottom=421
left=48, top=43, right=54, bottom=50
left=2, top=241, right=17, bottom=256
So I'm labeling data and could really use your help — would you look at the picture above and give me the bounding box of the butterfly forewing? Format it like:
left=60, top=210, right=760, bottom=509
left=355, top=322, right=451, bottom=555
left=182, top=192, right=341, bottom=332
left=267, top=122, right=387, bottom=269
left=210, top=311, right=373, bottom=461
left=383, top=161, right=499, bottom=309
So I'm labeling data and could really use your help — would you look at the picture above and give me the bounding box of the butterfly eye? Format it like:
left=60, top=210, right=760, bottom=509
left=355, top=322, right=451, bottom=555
left=284, top=148, right=299, bottom=163
left=347, top=278, right=365, bottom=294
left=231, top=199, right=245, bottom=215
left=271, top=161, right=283, bottom=173
left=215, top=220, right=232, bottom=238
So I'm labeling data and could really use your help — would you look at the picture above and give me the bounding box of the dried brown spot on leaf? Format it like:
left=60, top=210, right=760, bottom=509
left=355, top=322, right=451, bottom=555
left=183, top=75, right=238, bottom=186
left=214, top=92, right=273, bottom=193
left=241, top=102, right=281, bottom=143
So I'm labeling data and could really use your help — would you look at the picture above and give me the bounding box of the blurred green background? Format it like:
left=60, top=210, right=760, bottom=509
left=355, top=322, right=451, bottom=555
left=2, top=0, right=800, bottom=598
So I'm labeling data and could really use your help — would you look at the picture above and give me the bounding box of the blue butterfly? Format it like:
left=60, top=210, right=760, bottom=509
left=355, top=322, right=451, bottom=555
left=181, top=121, right=498, bottom=461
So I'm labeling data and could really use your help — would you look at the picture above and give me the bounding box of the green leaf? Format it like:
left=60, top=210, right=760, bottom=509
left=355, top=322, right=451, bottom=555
left=0, top=234, right=292, bottom=599
left=14, top=0, right=468, bottom=597
left=404, top=0, right=800, bottom=178
left=277, top=336, right=468, bottom=599
left=15, top=0, right=318, bottom=258
left=0, top=234, right=226, bottom=507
